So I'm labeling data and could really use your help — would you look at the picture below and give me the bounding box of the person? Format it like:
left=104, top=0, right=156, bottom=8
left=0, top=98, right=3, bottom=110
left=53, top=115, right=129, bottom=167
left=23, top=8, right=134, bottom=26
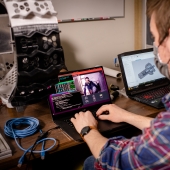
left=84, top=77, right=100, bottom=96
left=70, top=0, right=170, bottom=169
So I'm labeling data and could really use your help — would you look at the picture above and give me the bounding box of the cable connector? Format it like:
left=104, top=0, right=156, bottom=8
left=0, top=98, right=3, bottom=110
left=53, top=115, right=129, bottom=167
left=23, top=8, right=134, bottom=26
left=41, top=151, right=45, bottom=160
left=17, top=156, right=24, bottom=168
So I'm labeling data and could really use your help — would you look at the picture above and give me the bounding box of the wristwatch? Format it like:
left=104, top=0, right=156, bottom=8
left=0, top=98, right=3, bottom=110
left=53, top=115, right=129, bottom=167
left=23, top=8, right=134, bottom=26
left=80, top=126, right=96, bottom=139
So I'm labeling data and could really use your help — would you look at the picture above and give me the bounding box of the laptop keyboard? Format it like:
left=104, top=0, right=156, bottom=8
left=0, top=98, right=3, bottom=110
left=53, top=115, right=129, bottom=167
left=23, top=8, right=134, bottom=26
left=135, top=86, right=170, bottom=101
left=63, top=109, right=98, bottom=128
left=64, top=119, right=74, bottom=128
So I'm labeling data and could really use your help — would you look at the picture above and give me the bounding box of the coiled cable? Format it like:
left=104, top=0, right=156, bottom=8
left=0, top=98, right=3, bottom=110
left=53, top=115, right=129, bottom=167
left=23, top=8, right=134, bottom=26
left=4, top=117, right=58, bottom=167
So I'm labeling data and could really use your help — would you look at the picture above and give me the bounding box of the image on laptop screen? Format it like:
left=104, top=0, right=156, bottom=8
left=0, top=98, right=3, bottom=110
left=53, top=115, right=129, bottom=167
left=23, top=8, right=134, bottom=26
left=49, top=67, right=111, bottom=116
left=121, top=50, right=165, bottom=91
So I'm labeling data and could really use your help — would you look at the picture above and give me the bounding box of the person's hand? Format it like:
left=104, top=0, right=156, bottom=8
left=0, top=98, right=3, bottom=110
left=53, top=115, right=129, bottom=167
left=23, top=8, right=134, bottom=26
left=70, top=111, right=98, bottom=134
left=96, top=104, right=128, bottom=123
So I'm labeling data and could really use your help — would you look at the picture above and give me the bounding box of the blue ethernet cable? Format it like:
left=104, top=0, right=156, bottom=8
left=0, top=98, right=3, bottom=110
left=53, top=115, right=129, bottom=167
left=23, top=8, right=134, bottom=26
left=4, top=117, right=57, bottom=167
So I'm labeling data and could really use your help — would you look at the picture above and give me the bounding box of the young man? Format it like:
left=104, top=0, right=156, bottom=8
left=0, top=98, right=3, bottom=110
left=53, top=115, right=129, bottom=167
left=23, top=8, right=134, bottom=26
left=84, top=77, right=100, bottom=96
left=71, top=0, right=170, bottom=169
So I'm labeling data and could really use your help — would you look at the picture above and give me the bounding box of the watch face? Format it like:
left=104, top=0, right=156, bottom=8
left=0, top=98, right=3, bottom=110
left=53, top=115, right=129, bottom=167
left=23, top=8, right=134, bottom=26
left=81, top=126, right=91, bottom=137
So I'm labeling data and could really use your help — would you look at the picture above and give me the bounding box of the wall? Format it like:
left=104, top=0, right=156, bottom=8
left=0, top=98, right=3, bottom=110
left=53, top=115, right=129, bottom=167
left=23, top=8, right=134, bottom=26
left=142, top=0, right=153, bottom=49
left=142, top=0, right=147, bottom=48
left=134, top=0, right=143, bottom=50
left=58, top=0, right=134, bottom=71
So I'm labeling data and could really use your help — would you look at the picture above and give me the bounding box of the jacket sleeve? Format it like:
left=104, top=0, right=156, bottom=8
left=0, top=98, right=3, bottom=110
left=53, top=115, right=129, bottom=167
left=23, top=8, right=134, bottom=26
left=91, top=81, right=98, bottom=87
left=95, top=111, right=170, bottom=170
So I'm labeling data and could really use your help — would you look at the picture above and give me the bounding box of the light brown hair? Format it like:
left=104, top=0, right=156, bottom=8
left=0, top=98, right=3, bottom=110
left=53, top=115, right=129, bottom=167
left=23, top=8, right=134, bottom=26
left=147, top=0, right=170, bottom=44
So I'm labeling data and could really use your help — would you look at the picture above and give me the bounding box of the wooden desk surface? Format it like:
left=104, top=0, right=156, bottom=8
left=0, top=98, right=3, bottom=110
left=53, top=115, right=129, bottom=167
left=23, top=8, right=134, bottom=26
left=0, top=76, right=165, bottom=170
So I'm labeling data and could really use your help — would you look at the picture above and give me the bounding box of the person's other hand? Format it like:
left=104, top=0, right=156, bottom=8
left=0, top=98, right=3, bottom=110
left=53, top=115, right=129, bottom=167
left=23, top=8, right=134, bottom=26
left=70, top=111, right=98, bottom=134
left=96, top=104, right=127, bottom=123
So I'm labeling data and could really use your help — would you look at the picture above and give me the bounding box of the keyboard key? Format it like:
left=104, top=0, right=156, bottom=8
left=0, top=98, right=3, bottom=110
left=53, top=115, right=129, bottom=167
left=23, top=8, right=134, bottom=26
left=64, top=109, right=99, bottom=128
left=135, top=86, right=170, bottom=101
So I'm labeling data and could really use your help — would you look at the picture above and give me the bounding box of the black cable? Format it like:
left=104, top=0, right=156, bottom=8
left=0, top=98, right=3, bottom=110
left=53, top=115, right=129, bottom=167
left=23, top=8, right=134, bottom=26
left=26, top=125, right=60, bottom=170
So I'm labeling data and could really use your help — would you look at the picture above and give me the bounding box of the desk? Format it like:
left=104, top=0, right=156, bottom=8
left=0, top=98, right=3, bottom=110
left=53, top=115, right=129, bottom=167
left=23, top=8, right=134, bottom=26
left=0, top=76, right=165, bottom=170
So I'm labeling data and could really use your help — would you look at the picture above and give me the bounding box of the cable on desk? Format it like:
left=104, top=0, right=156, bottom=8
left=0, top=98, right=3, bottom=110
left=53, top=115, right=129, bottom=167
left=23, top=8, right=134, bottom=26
left=4, top=117, right=60, bottom=168
left=25, top=126, right=60, bottom=170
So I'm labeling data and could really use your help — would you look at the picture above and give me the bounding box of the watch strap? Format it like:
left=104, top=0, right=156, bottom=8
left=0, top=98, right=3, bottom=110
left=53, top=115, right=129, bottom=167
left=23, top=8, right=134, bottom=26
left=80, top=126, right=97, bottom=140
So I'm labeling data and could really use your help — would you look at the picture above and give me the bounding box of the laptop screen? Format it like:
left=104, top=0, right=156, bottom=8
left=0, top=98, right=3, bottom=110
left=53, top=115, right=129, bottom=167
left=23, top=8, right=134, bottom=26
left=48, top=66, right=111, bottom=116
left=118, top=48, right=169, bottom=95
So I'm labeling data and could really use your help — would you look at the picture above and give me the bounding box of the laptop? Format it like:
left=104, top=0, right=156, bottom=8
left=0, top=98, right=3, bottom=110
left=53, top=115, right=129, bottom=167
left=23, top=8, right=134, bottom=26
left=118, top=48, right=170, bottom=109
left=48, top=66, right=118, bottom=141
